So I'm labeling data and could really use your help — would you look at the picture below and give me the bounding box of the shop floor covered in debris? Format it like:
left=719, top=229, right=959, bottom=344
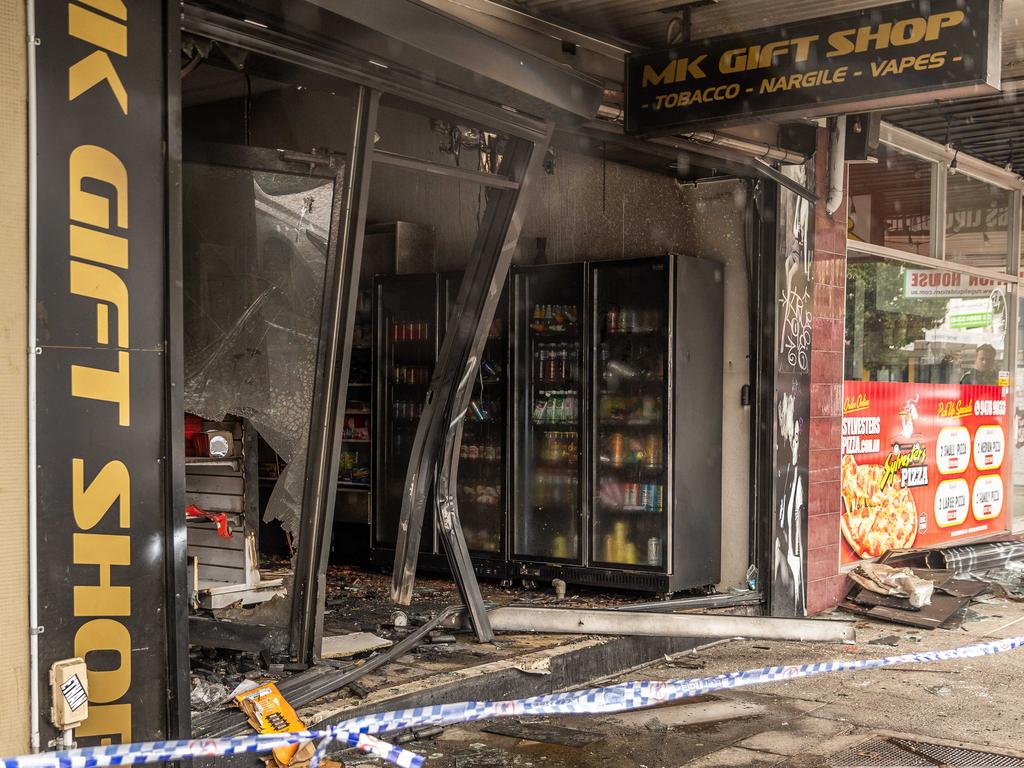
left=190, top=566, right=753, bottom=738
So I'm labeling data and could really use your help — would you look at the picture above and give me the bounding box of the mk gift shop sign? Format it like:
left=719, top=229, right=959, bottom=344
left=626, top=0, right=1001, bottom=135
left=35, top=0, right=170, bottom=746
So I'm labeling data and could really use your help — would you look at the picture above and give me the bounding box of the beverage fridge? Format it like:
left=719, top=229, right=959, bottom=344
left=371, top=272, right=510, bottom=579
left=510, top=255, right=723, bottom=593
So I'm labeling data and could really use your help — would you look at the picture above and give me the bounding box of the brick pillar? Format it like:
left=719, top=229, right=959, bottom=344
left=806, top=129, right=849, bottom=614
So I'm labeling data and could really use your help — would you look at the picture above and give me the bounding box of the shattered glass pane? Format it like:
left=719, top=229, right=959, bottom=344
left=183, top=160, right=336, bottom=540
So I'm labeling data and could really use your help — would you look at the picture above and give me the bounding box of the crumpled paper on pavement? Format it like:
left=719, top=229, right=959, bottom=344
left=850, top=562, right=934, bottom=608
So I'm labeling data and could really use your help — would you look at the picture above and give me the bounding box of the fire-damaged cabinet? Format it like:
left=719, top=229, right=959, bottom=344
left=184, top=416, right=285, bottom=609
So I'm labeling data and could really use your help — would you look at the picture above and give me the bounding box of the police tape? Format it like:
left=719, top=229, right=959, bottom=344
left=7, top=634, right=1023, bottom=768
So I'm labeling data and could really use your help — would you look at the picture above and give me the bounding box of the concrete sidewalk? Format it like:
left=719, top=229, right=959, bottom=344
left=343, top=597, right=1024, bottom=767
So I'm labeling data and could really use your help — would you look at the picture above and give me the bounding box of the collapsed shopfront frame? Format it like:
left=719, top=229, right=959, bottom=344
left=170, top=0, right=817, bottom=740
left=180, top=3, right=561, bottom=661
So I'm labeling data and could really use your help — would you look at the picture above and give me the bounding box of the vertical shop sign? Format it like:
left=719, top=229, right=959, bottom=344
left=771, top=166, right=813, bottom=617
left=840, top=381, right=1011, bottom=563
left=34, top=0, right=170, bottom=746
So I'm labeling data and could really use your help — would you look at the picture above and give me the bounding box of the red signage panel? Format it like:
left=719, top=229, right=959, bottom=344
left=841, top=380, right=1010, bottom=564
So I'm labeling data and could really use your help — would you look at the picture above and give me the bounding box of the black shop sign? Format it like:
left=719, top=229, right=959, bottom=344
left=34, top=0, right=174, bottom=747
left=625, top=0, right=1001, bottom=136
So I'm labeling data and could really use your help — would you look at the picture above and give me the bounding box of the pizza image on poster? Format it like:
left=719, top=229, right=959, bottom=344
left=840, top=381, right=1009, bottom=564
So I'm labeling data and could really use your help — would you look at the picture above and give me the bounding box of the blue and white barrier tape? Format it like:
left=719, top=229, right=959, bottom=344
left=7, top=635, right=1022, bottom=768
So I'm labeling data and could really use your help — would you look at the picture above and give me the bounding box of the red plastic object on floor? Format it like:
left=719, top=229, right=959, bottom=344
left=185, top=413, right=204, bottom=457
left=186, top=504, right=232, bottom=539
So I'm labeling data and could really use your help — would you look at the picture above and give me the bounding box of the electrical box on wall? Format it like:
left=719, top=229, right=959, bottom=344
left=49, top=657, right=89, bottom=730
left=845, top=113, right=881, bottom=163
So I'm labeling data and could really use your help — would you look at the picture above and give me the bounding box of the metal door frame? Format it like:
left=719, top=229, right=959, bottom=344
left=179, top=141, right=353, bottom=660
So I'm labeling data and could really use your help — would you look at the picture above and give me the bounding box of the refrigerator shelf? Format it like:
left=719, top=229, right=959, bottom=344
left=600, top=463, right=665, bottom=472
left=600, top=330, right=665, bottom=339
left=598, top=505, right=663, bottom=514
left=529, top=329, right=578, bottom=339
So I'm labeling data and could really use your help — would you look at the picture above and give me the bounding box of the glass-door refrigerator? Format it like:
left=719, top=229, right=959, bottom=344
left=591, top=258, right=670, bottom=572
left=373, top=273, right=439, bottom=554
left=511, top=255, right=723, bottom=593
left=372, top=272, right=510, bottom=580
left=511, top=264, right=586, bottom=568
left=589, top=255, right=723, bottom=592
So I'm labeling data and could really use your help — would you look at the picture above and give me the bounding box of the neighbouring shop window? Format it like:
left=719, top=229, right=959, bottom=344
left=841, top=252, right=1013, bottom=565
left=848, top=144, right=932, bottom=258
left=945, top=172, right=1015, bottom=272
left=845, top=255, right=1009, bottom=384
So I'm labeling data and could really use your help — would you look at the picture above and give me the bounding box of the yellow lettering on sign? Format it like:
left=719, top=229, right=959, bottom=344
left=71, top=351, right=130, bottom=426
left=76, top=0, right=127, bottom=21
left=642, top=61, right=675, bottom=87
left=74, top=619, right=132, bottom=703
left=73, top=458, right=130, bottom=529
left=926, top=10, right=964, bottom=40
left=70, top=145, right=127, bottom=230
left=68, top=3, right=127, bottom=56
left=73, top=533, right=131, bottom=617
left=69, top=51, right=127, bottom=114
left=70, top=225, right=128, bottom=269
left=70, top=260, right=129, bottom=347
left=74, top=703, right=131, bottom=745
left=828, top=11, right=966, bottom=57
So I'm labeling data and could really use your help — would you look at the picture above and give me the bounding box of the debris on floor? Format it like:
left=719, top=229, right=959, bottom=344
left=849, top=563, right=934, bottom=607
left=481, top=719, right=602, bottom=747
left=841, top=564, right=985, bottom=630
left=321, top=632, right=393, bottom=659
left=190, top=677, right=231, bottom=710
left=235, top=681, right=309, bottom=767
left=922, top=539, right=1024, bottom=573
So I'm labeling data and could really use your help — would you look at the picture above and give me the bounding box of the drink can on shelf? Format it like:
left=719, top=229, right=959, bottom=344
left=606, top=307, right=618, bottom=335
left=647, top=537, right=663, bottom=566
left=624, top=482, right=639, bottom=507
left=644, top=434, right=662, bottom=467
left=640, top=483, right=651, bottom=510
left=610, top=432, right=625, bottom=466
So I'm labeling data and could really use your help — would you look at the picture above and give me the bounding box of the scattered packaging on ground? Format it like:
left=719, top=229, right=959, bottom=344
left=841, top=541, right=1024, bottom=630
left=235, top=682, right=309, bottom=767
left=850, top=563, right=935, bottom=607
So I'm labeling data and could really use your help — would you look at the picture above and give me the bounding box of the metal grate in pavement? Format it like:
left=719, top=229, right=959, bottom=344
left=828, top=736, right=1024, bottom=767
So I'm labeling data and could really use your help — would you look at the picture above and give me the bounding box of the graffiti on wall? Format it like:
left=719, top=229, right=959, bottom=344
left=771, top=163, right=812, bottom=617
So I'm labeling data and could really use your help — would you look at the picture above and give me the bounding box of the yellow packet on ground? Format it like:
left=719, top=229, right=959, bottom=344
left=235, top=682, right=307, bottom=765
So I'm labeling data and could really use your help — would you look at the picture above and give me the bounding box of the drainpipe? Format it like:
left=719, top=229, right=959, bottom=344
left=825, top=115, right=846, bottom=216
left=26, top=0, right=41, bottom=752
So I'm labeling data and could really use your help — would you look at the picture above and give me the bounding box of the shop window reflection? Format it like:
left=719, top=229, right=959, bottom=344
left=848, top=145, right=932, bottom=257
left=946, top=173, right=1014, bottom=272
left=845, top=255, right=1009, bottom=385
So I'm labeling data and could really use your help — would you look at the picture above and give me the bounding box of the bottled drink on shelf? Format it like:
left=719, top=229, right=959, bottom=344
left=606, top=306, right=619, bottom=335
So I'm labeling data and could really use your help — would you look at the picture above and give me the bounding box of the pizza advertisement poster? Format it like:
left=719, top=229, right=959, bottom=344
left=841, top=380, right=1010, bottom=565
